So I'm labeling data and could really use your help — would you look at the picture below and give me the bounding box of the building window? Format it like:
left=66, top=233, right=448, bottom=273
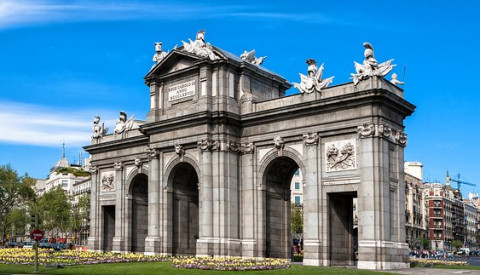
left=62, top=180, right=68, bottom=187
left=295, top=182, right=300, bottom=190
left=294, top=169, right=300, bottom=176
left=294, top=196, right=301, bottom=206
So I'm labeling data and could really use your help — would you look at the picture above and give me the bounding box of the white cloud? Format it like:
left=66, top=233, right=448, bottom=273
left=0, top=0, right=337, bottom=29
left=0, top=101, right=116, bottom=147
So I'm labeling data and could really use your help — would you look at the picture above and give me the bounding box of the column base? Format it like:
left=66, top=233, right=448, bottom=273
left=303, top=239, right=329, bottom=267
left=145, top=236, right=162, bottom=254
left=358, top=240, right=409, bottom=270
left=112, top=237, right=125, bottom=253
left=87, top=237, right=100, bottom=252
left=196, top=238, right=242, bottom=257
left=241, top=239, right=257, bottom=257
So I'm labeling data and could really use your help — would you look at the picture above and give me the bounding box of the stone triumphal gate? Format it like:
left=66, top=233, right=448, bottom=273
left=85, top=31, right=415, bottom=270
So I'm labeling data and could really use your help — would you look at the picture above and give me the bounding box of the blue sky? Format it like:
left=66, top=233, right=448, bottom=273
left=0, top=1, right=479, bottom=196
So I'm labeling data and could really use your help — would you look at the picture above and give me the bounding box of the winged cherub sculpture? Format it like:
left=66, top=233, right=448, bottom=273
left=293, top=59, right=334, bottom=94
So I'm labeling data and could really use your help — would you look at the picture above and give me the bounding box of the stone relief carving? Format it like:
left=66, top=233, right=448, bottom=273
left=357, top=123, right=407, bottom=146
left=325, top=140, right=356, bottom=172
left=134, top=158, right=142, bottom=168
left=293, top=59, right=334, bottom=94
left=101, top=173, right=115, bottom=191
left=303, top=132, right=319, bottom=145
left=152, top=42, right=168, bottom=66
left=390, top=72, right=404, bottom=86
left=114, top=111, right=135, bottom=135
left=351, top=42, right=395, bottom=86
left=240, top=49, right=266, bottom=66
left=181, top=30, right=219, bottom=61
left=92, top=115, right=109, bottom=138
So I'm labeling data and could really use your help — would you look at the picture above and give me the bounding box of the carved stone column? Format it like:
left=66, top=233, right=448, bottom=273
left=196, top=140, right=214, bottom=256
left=87, top=166, right=100, bottom=251
left=112, top=162, right=125, bottom=253
left=301, top=133, right=324, bottom=266
left=356, top=123, right=409, bottom=270
left=240, top=142, right=256, bottom=257
left=145, top=148, right=161, bottom=254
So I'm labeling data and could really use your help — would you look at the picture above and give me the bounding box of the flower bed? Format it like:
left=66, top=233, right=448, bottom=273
left=172, top=256, right=290, bottom=271
left=0, top=248, right=171, bottom=266
left=410, top=258, right=468, bottom=267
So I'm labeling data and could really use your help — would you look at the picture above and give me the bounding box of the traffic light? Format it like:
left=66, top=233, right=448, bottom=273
left=30, top=214, right=40, bottom=229
left=30, top=214, right=36, bottom=229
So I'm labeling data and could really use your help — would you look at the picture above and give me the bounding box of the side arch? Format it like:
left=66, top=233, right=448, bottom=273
left=164, top=154, right=201, bottom=188
left=257, top=147, right=307, bottom=190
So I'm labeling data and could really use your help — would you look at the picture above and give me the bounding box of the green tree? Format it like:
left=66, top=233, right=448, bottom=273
left=291, top=204, right=303, bottom=235
left=70, top=194, right=90, bottom=244
left=0, top=165, right=36, bottom=243
left=37, top=186, right=71, bottom=238
left=420, top=237, right=429, bottom=249
left=451, top=240, right=462, bottom=251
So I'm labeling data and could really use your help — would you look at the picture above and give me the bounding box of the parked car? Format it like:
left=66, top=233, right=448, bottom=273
left=5, top=242, right=18, bottom=248
left=23, top=242, right=34, bottom=249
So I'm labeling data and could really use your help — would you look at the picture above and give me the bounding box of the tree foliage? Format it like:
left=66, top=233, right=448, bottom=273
left=291, top=204, right=303, bottom=235
left=37, top=186, right=71, bottom=236
left=451, top=239, right=462, bottom=250
left=70, top=194, right=90, bottom=235
left=420, top=237, right=429, bottom=249
left=0, top=165, right=36, bottom=242
left=54, top=167, right=90, bottom=178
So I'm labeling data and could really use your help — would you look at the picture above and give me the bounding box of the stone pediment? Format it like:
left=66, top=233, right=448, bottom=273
left=147, top=50, right=204, bottom=78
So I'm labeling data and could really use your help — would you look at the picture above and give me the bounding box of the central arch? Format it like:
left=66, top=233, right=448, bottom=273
left=263, top=156, right=300, bottom=259
left=169, top=162, right=199, bottom=256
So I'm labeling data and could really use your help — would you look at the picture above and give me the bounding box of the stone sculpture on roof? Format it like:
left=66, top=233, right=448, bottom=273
left=152, top=42, right=168, bottom=65
left=181, top=30, right=219, bottom=61
left=351, top=42, right=395, bottom=86
left=390, top=72, right=404, bottom=86
left=114, top=111, right=135, bottom=134
left=92, top=115, right=108, bottom=138
left=293, top=59, right=334, bottom=94
left=240, top=49, right=267, bottom=66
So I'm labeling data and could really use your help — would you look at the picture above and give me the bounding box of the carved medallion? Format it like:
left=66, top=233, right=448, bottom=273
left=325, top=139, right=356, bottom=172
left=101, top=173, right=115, bottom=191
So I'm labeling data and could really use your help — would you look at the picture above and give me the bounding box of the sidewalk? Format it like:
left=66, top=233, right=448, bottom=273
left=385, top=268, right=480, bottom=275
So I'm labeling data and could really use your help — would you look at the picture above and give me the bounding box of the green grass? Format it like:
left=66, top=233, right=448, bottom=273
left=434, top=264, right=480, bottom=270
left=0, top=262, right=400, bottom=275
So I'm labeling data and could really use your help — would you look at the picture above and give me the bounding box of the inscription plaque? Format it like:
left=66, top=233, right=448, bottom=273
left=168, top=80, right=195, bottom=101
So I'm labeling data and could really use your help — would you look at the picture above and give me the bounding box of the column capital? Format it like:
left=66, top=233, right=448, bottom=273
left=146, top=147, right=160, bottom=160
left=114, top=162, right=123, bottom=171
left=303, top=132, right=319, bottom=145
